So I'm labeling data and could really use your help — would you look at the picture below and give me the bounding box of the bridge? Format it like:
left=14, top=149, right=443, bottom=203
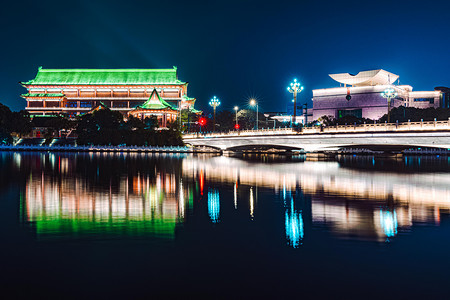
left=183, top=119, right=450, bottom=152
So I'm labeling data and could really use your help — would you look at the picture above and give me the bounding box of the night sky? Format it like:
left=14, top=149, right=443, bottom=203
left=1, top=0, right=449, bottom=113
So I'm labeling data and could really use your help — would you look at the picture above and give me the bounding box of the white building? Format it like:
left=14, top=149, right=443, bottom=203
left=313, top=69, right=441, bottom=121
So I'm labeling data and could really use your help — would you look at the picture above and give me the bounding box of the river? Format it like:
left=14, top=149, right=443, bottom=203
left=1, top=152, right=449, bottom=299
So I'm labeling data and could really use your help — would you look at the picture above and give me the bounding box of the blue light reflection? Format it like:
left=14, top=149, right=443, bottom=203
left=208, top=189, right=220, bottom=223
left=379, top=209, right=398, bottom=239
left=285, top=198, right=304, bottom=248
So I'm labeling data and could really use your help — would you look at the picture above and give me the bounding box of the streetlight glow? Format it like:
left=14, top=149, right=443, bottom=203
left=249, top=99, right=258, bottom=130
left=234, top=106, right=239, bottom=130
left=209, top=96, right=221, bottom=132
left=287, top=78, right=304, bottom=128
left=381, top=87, right=397, bottom=123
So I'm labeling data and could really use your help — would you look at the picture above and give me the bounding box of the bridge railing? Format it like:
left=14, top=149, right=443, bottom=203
left=183, top=119, right=450, bottom=138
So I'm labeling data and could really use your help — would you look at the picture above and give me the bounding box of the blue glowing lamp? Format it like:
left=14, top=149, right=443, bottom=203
left=209, top=96, right=221, bottom=108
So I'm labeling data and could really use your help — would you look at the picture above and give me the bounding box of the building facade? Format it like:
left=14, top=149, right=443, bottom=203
left=313, top=69, right=442, bottom=121
left=20, top=67, right=197, bottom=117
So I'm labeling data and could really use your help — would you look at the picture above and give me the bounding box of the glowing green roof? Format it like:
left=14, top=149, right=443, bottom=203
left=21, top=93, right=64, bottom=98
left=23, top=66, right=185, bottom=85
left=137, top=89, right=177, bottom=111
left=181, top=94, right=195, bottom=101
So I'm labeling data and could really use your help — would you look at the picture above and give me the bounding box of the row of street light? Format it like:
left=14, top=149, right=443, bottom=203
left=209, top=97, right=259, bottom=131
left=207, top=77, right=398, bottom=131
left=208, top=79, right=303, bottom=132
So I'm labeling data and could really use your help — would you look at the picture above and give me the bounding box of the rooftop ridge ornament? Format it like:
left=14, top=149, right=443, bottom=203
left=287, top=79, right=304, bottom=128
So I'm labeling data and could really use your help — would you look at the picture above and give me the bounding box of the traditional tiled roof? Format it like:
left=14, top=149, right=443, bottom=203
left=181, top=94, right=195, bottom=101
left=21, top=93, right=65, bottom=98
left=189, top=108, right=202, bottom=114
left=22, top=66, right=185, bottom=85
left=136, top=89, right=177, bottom=111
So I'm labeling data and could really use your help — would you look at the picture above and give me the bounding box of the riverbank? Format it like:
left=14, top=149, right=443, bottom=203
left=0, top=144, right=219, bottom=153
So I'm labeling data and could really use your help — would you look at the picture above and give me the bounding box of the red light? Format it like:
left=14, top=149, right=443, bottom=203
left=199, top=118, right=206, bottom=126
left=234, top=124, right=240, bottom=129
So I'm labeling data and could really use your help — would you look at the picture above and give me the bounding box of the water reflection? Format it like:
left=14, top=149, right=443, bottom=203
left=378, top=209, right=398, bottom=240
left=208, top=189, right=220, bottom=223
left=285, top=197, right=304, bottom=248
left=3, top=152, right=450, bottom=244
left=21, top=153, right=193, bottom=240
left=182, top=154, right=450, bottom=243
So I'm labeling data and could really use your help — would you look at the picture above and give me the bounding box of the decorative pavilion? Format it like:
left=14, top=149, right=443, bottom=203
left=128, top=89, right=178, bottom=127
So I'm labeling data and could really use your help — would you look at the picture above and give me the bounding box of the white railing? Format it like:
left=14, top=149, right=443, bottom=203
left=183, top=119, right=450, bottom=139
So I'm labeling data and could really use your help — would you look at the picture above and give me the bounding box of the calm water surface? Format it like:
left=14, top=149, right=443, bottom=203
left=1, top=152, right=450, bottom=299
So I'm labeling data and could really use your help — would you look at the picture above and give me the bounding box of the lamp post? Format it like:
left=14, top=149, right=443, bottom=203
left=287, top=79, right=304, bottom=128
left=234, top=106, right=239, bottom=128
left=250, top=99, right=258, bottom=130
left=209, top=96, right=220, bottom=132
left=381, top=87, right=397, bottom=123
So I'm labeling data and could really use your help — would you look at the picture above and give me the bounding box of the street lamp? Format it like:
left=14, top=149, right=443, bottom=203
left=234, top=106, right=239, bottom=129
left=250, top=99, right=258, bottom=130
left=287, top=79, right=304, bottom=128
left=209, top=96, right=221, bottom=132
left=381, top=87, right=397, bottom=123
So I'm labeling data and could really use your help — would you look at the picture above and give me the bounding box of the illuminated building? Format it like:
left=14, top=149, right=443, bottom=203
left=435, top=86, right=450, bottom=108
left=128, top=89, right=178, bottom=127
left=312, top=69, right=442, bottom=121
left=20, top=67, right=198, bottom=118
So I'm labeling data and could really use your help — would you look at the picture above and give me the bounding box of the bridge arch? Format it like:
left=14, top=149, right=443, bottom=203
left=225, top=144, right=304, bottom=152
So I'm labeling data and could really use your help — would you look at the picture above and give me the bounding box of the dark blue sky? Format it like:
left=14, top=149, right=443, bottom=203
left=1, top=0, right=449, bottom=113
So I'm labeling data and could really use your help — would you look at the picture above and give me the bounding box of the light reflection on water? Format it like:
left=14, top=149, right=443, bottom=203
left=208, top=188, right=220, bottom=223
left=285, top=197, right=304, bottom=248
left=5, top=152, right=450, bottom=245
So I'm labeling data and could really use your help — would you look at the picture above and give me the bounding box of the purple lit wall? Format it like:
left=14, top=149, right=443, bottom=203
left=313, top=93, right=404, bottom=121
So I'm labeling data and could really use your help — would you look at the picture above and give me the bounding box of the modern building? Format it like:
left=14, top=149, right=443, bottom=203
left=435, top=87, right=450, bottom=108
left=20, top=67, right=198, bottom=118
left=312, top=69, right=442, bottom=121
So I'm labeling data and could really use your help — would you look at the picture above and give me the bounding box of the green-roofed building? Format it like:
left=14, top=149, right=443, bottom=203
left=129, top=89, right=178, bottom=127
left=20, top=66, right=199, bottom=117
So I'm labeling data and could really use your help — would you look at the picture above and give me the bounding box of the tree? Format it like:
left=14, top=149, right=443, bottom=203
left=379, top=106, right=450, bottom=123
left=76, top=109, right=125, bottom=145
left=0, top=102, right=32, bottom=143
left=317, top=115, right=336, bottom=126
left=216, top=110, right=235, bottom=132
left=10, top=111, right=32, bottom=137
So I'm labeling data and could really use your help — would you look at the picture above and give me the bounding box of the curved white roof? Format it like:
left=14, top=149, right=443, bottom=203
left=329, top=69, right=399, bottom=86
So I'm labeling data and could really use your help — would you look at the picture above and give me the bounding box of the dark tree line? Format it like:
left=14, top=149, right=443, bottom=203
left=76, top=109, right=183, bottom=146
left=379, top=107, right=450, bottom=123
left=0, top=103, right=32, bottom=144
left=0, top=102, right=183, bottom=146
